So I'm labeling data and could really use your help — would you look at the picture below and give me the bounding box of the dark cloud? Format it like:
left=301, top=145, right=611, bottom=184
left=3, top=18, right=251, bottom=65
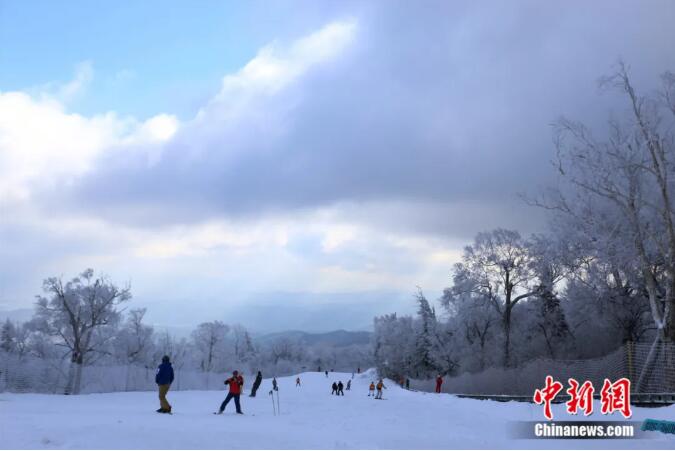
left=47, top=0, right=675, bottom=239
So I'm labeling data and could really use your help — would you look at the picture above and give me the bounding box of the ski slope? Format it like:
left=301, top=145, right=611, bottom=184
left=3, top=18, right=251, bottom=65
left=1, top=369, right=674, bottom=449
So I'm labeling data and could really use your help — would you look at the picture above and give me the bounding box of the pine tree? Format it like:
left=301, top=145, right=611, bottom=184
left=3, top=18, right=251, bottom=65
left=413, top=289, right=439, bottom=378
left=0, top=319, right=16, bottom=353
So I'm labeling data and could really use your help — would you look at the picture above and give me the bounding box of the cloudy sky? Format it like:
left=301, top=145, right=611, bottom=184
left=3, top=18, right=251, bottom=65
left=1, top=0, right=674, bottom=333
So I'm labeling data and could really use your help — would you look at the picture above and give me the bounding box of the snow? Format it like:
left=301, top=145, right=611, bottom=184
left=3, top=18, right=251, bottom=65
left=1, top=369, right=674, bottom=449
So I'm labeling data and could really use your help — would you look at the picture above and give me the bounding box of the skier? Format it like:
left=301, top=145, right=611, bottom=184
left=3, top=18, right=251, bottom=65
left=155, top=355, right=174, bottom=413
left=375, top=379, right=386, bottom=399
left=346, top=380, right=351, bottom=391
left=296, top=377, right=301, bottom=387
left=272, top=377, right=278, bottom=391
left=216, top=370, right=244, bottom=415
left=368, top=381, right=375, bottom=397
left=325, top=370, right=329, bottom=378
left=331, top=382, right=338, bottom=395
left=250, top=371, right=263, bottom=397
left=435, top=374, right=443, bottom=393
left=337, top=381, right=344, bottom=396
left=357, top=367, right=361, bottom=374
left=405, top=378, right=410, bottom=390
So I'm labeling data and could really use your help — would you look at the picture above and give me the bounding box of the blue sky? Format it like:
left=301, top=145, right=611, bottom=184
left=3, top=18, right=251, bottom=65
left=0, top=0, right=357, bottom=118
left=1, top=1, right=674, bottom=332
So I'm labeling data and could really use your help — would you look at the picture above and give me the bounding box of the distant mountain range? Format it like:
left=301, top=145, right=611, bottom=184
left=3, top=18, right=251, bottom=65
left=257, top=329, right=372, bottom=348
left=0, top=306, right=374, bottom=348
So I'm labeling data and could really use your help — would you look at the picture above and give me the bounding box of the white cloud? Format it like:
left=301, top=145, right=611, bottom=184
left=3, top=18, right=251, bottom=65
left=0, top=91, right=125, bottom=203
left=0, top=91, right=179, bottom=204
left=216, top=20, right=356, bottom=99
left=131, top=113, right=179, bottom=143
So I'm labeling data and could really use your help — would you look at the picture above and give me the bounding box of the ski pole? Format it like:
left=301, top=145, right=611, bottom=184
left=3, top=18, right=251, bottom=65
left=275, top=388, right=281, bottom=415
left=269, top=390, right=276, bottom=416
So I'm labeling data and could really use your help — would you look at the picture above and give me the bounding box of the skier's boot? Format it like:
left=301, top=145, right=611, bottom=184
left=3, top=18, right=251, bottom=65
left=156, top=408, right=164, bottom=413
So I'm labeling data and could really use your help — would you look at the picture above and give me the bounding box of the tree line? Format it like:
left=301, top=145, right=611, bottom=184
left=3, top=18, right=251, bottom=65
left=1, top=269, right=372, bottom=394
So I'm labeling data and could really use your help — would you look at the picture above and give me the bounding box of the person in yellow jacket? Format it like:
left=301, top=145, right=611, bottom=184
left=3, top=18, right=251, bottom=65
left=375, top=379, right=386, bottom=399
left=368, top=381, right=375, bottom=397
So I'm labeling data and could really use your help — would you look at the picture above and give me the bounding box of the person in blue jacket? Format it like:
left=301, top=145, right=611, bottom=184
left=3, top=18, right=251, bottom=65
left=155, top=355, right=174, bottom=413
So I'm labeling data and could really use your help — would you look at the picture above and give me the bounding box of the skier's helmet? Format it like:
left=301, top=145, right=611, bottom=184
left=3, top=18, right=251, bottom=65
left=233, top=370, right=239, bottom=375
left=162, top=355, right=170, bottom=363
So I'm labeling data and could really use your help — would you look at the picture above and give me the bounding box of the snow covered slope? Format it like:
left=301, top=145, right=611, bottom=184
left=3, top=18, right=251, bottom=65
left=1, top=369, right=673, bottom=449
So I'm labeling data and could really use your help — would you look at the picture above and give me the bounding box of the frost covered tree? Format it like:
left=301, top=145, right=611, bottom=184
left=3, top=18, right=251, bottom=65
left=267, top=336, right=306, bottom=366
left=116, top=308, right=154, bottom=366
left=536, top=62, right=675, bottom=389
left=191, top=321, right=229, bottom=373
left=523, top=235, right=573, bottom=359
left=556, top=235, right=653, bottom=350
left=373, top=313, right=416, bottom=378
left=413, top=289, right=456, bottom=376
left=413, top=291, right=437, bottom=375
left=441, top=290, right=498, bottom=371
left=32, top=269, right=130, bottom=394
left=1, top=319, right=16, bottom=353
left=447, top=229, right=542, bottom=367
left=232, top=324, right=257, bottom=369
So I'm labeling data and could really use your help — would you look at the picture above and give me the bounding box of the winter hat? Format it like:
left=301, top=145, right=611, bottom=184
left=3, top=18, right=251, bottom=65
left=162, top=355, right=170, bottom=363
left=233, top=370, right=239, bottom=375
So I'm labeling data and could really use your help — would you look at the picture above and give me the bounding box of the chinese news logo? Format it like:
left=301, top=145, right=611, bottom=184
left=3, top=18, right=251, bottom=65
left=533, top=376, right=631, bottom=420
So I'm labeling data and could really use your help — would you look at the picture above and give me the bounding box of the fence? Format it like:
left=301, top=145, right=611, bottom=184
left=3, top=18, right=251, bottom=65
left=408, top=341, right=675, bottom=396
left=0, top=352, right=254, bottom=394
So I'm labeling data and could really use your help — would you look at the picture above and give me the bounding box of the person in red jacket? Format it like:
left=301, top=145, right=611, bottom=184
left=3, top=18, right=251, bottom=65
left=216, top=370, right=244, bottom=414
left=435, top=374, right=443, bottom=393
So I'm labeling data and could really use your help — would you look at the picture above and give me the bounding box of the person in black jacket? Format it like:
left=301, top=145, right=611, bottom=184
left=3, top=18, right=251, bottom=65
left=155, top=355, right=174, bottom=413
left=331, top=382, right=338, bottom=395
left=337, top=381, right=344, bottom=396
left=249, top=371, right=263, bottom=397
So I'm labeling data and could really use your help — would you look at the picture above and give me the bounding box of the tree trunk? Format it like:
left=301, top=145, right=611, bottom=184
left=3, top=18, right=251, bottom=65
left=73, top=354, right=84, bottom=395
left=503, top=307, right=512, bottom=368
left=64, top=352, right=78, bottom=395
left=479, top=337, right=486, bottom=371
left=636, top=331, right=663, bottom=393
left=125, top=364, right=131, bottom=392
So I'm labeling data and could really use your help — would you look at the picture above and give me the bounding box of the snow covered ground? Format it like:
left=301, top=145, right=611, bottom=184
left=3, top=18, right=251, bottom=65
left=1, top=369, right=674, bottom=449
